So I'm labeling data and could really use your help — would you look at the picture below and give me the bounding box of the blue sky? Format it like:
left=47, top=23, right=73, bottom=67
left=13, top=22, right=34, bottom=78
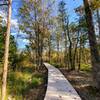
left=56, top=0, right=83, bottom=22
left=10, top=0, right=83, bottom=49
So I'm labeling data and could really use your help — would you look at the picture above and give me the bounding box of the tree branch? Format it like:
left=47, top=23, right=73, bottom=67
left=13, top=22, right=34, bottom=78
left=0, top=3, right=8, bottom=6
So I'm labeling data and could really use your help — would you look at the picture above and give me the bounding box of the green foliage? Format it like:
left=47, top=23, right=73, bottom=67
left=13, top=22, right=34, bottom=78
left=51, top=63, right=63, bottom=68
left=4, top=66, right=44, bottom=99
left=0, top=17, right=17, bottom=69
left=58, top=0, right=68, bottom=31
left=80, top=64, right=92, bottom=72
left=0, top=26, right=6, bottom=62
left=31, top=77, right=43, bottom=87
left=91, top=0, right=100, bottom=10
left=19, top=0, right=54, bottom=67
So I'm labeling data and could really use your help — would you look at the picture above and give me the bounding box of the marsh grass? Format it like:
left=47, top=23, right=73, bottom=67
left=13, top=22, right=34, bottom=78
left=0, top=66, right=45, bottom=99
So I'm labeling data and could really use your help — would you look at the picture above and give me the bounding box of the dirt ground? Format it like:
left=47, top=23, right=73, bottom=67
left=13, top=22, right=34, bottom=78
left=60, top=69, right=100, bottom=100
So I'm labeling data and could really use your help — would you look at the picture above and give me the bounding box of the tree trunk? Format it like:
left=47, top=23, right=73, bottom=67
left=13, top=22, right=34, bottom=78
left=64, top=31, right=68, bottom=68
left=67, top=28, right=73, bottom=70
left=37, top=25, right=40, bottom=70
left=40, top=32, right=43, bottom=69
left=83, top=0, right=100, bottom=89
left=96, top=9, right=100, bottom=40
left=48, top=35, right=51, bottom=63
left=69, top=42, right=73, bottom=70
left=1, top=0, right=12, bottom=100
left=72, top=30, right=79, bottom=70
left=57, top=39, right=60, bottom=63
left=65, top=22, right=70, bottom=69
left=34, top=6, right=39, bottom=69
left=78, top=37, right=82, bottom=71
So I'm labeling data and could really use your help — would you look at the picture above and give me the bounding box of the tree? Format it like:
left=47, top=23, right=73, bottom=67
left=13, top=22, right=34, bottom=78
left=0, top=16, right=17, bottom=70
left=90, top=0, right=100, bottom=40
left=0, top=29, right=17, bottom=68
left=58, top=0, right=68, bottom=68
left=19, top=0, right=44, bottom=68
left=83, top=0, right=100, bottom=89
left=19, top=0, right=54, bottom=69
left=1, top=0, right=12, bottom=100
left=67, top=22, right=81, bottom=70
left=55, top=32, right=61, bottom=63
left=75, top=5, right=89, bottom=71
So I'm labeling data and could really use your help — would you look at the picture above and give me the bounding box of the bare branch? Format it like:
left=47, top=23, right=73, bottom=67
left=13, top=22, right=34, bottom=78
left=0, top=3, right=8, bottom=6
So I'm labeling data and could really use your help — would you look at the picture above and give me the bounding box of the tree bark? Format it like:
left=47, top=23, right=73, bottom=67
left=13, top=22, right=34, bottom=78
left=83, top=0, right=100, bottom=89
left=1, top=0, right=12, bottom=100
left=57, top=38, right=60, bottom=63
left=40, top=30, right=43, bottom=68
left=67, top=27, right=73, bottom=70
left=96, top=9, right=100, bottom=40
left=48, top=35, right=51, bottom=63
left=69, top=41, right=73, bottom=70
left=73, top=31, right=79, bottom=70
left=78, top=36, right=82, bottom=71
left=64, top=31, right=68, bottom=68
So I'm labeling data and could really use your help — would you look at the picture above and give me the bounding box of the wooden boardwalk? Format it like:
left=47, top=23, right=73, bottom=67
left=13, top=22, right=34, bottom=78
left=44, top=63, right=81, bottom=100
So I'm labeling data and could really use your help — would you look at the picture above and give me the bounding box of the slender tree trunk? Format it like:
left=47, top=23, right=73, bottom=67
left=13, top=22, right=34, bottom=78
left=83, top=0, right=100, bottom=89
left=72, top=31, right=79, bottom=70
left=67, top=53, right=70, bottom=69
left=35, top=45, right=39, bottom=70
left=96, top=9, right=100, bottom=40
left=34, top=6, right=39, bottom=69
left=78, top=37, right=82, bottom=71
left=40, top=32, right=43, bottom=68
left=76, top=50, right=79, bottom=69
left=64, top=31, right=68, bottom=68
left=48, top=35, right=51, bottom=63
left=1, top=0, right=12, bottom=100
left=82, top=45, right=87, bottom=64
left=67, top=29, right=73, bottom=70
left=65, top=22, right=69, bottom=69
left=78, top=48, right=82, bottom=71
left=35, top=31, right=39, bottom=68
left=57, top=39, right=60, bottom=63
left=69, top=42, right=73, bottom=70
left=37, top=25, right=40, bottom=69
left=35, top=23, right=41, bottom=70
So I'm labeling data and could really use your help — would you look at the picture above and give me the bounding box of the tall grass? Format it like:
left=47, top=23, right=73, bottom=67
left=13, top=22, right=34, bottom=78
left=0, top=66, right=44, bottom=99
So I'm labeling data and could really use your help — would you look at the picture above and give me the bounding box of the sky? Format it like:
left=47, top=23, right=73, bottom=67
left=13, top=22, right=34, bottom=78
left=0, top=0, right=83, bottom=49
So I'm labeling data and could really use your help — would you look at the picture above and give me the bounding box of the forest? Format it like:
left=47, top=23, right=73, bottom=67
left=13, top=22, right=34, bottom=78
left=0, top=0, right=100, bottom=100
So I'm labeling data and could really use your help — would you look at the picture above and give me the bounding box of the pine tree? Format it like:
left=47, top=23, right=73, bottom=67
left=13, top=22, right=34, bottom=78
left=1, top=0, right=12, bottom=100
left=58, top=0, right=68, bottom=68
